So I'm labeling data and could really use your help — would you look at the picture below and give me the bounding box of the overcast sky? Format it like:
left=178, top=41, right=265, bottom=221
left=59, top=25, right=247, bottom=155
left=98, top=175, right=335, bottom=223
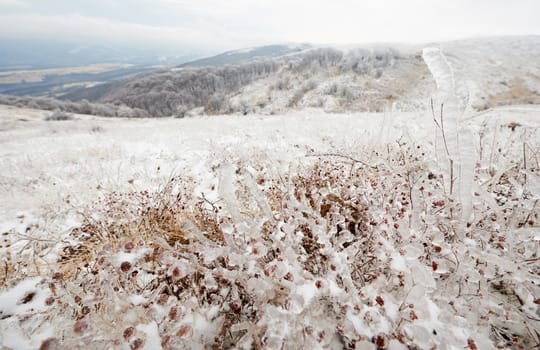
left=0, top=0, right=539, bottom=53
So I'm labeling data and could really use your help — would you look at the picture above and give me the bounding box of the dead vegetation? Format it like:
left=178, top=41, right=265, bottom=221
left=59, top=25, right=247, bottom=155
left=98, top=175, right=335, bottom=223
left=1, top=115, right=539, bottom=349
left=476, top=78, right=540, bottom=110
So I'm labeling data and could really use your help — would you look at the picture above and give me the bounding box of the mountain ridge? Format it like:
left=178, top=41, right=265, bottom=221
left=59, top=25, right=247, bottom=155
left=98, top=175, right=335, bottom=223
left=179, top=44, right=312, bottom=68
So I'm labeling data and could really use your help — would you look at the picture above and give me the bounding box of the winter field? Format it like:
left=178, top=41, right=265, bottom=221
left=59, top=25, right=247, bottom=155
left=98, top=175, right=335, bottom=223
left=0, top=45, right=540, bottom=349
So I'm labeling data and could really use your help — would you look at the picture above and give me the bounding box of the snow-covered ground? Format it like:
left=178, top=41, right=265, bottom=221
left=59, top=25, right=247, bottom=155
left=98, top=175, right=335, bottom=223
left=440, top=36, right=540, bottom=110
left=1, top=103, right=539, bottom=349
left=5, top=103, right=537, bottom=235
left=0, top=40, right=540, bottom=349
left=0, top=106, right=423, bottom=222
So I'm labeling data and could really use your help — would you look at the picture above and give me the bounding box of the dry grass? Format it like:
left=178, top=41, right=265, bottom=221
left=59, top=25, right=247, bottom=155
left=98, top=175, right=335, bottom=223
left=58, top=177, right=225, bottom=279
left=477, top=78, right=540, bottom=110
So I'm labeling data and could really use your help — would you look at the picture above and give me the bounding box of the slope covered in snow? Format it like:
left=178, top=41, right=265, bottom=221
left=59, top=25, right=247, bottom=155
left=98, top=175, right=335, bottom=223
left=439, top=36, right=540, bottom=110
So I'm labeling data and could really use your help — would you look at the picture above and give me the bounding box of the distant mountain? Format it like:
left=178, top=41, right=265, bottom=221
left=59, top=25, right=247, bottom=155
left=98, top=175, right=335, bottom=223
left=0, top=38, right=198, bottom=70
left=179, top=44, right=312, bottom=68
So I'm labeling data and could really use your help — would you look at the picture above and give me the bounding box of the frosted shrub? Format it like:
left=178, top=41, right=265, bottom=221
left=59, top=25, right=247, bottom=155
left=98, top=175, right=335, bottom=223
left=45, top=110, right=72, bottom=121
left=2, top=125, right=539, bottom=349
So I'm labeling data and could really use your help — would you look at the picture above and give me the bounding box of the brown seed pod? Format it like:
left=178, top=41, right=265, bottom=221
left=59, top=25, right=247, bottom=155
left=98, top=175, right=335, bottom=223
left=120, top=261, right=132, bottom=272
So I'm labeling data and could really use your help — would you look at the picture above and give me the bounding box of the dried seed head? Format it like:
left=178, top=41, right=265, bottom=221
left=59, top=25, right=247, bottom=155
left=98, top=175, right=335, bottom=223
left=229, top=302, right=241, bottom=314
left=161, top=335, right=170, bottom=348
left=131, top=338, right=144, bottom=350
left=81, top=305, right=90, bottom=315
left=39, top=338, right=60, bottom=350
left=176, top=325, right=190, bottom=337
left=467, top=338, right=478, bottom=350
left=124, top=242, right=134, bottom=252
left=123, top=326, right=135, bottom=340
left=171, top=267, right=180, bottom=277
left=120, top=261, right=132, bottom=272
left=168, top=306, right=178, bottom=321
left=284, top=272, right=294, bottom=281
left=374, top=334, right=387, bottom=348
left=73, top=320, right=89, bottom=334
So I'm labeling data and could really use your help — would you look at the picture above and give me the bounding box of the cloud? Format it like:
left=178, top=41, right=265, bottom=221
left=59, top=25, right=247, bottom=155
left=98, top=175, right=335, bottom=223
left=0, top=13, right=273, bottom=51
left=0, top=0, right=27, bottom=6
left=157, top=0, right=540, bottom=44
left=0, top=0, right=538, bottom=53
left=250, top=0, right=540, bottom=44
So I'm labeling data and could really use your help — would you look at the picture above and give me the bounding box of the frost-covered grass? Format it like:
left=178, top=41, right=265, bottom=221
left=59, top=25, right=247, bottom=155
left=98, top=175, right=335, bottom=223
left=0, top=103, right=539, bottom=349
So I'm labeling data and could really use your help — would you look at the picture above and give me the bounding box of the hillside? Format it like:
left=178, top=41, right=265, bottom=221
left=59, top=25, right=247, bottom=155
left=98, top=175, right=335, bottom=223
left=60, top=46, right=411, bottom=116
left=1, top=37, right=538, bottom=118
left=55, top=36, right=539, bottom=117
left=440, top=36, right=540, bottom=110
